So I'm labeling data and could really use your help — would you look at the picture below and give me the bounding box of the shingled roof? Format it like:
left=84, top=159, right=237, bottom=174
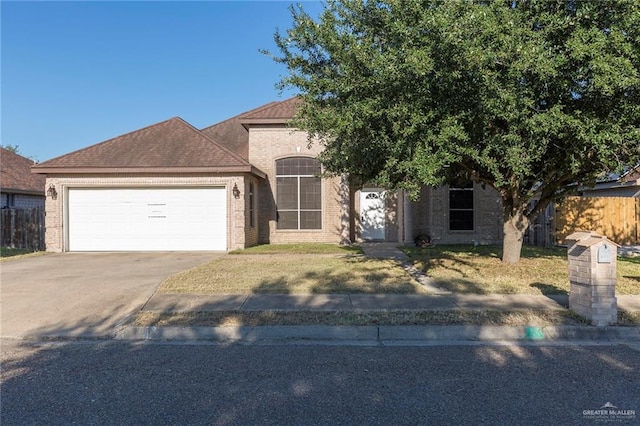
left=1, top=148, right=46, bottom=195
left=200, top=102, right=279, bottom=161
left=32, top=117, right=264, bottom=177
left=238, top=97, right=301, bottom=126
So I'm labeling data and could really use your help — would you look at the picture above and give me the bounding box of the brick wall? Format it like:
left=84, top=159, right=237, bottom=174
left=43, top=174, right=247, bottom=252
left=407, top=183, right=503, bottom=245
left=248, top=126, right=350, bottom=245
left=567, top=241, right=618, bottom=326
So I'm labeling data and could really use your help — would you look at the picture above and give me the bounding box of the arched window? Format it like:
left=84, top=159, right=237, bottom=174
left=276, top=157, right=322, bottom=230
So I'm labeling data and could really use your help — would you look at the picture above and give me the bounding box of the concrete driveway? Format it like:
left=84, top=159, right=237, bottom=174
left=1, top=252, right=217, bottom=339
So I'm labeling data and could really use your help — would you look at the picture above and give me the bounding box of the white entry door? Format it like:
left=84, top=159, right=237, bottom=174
left=360, top=190, right=385, bottom=240
left=67, top=187, right=226, bottom=251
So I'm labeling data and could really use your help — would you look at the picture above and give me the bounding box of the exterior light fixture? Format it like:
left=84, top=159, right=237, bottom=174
left=232, top=183, right=241, bottom=199
left=46, top=184, right=58, bottom=200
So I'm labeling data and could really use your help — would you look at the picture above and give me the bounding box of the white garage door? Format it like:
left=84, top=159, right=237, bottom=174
left=68, top=187, right=226, bottom=251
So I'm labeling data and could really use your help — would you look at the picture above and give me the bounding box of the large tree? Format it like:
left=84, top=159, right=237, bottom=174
left=267, top=0, right=640, bottom=263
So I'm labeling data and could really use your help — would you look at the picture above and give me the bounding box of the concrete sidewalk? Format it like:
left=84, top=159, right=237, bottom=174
left=123, top=243, right=640, bottom=344
left=141, top=292, right=640, bottom=314
left=141, top=242, right=640, bottom=314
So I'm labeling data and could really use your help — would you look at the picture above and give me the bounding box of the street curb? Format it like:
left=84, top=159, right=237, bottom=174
left=116, top=325, right=379, bottom=342
left=116, top=325, right=640, bottom=343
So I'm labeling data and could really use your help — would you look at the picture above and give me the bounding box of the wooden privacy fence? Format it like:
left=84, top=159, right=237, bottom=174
left=555, top=196, right=640, bottom=246
left=0, top=207, right=45, bottom=251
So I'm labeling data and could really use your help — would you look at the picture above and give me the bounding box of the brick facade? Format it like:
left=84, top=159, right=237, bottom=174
left=406, top=183, right=503, bottom=245
left=43, top=174, right=248, bottom=252
left=248, top=126, right=350, bottom=245
left=34, top=99, right=507, bottom=252
left=567, top=234, right=618, bottom=326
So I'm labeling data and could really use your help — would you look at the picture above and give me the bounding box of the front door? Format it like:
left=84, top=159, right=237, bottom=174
left=360, top=190, right=385, bottom=240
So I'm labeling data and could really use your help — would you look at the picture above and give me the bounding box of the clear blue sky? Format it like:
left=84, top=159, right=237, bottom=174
left=1, top=1, right=322, bottom=162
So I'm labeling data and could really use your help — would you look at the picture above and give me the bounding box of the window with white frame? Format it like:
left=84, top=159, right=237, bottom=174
left=276, top=157, right=322, bottom=230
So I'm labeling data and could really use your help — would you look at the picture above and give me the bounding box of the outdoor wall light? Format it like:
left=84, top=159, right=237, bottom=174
left=46, top=184, right=58, bottom=200
left=232, top=183, right=241, bottom=199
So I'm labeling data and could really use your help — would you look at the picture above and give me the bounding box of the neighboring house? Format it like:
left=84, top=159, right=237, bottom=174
left=551, top=166, right=640, bottom=246
left=1, top=147, right=46, bottom=208
left=577, top=166, right=640, bottom=198
left=32, top=98, right=504, bottom=252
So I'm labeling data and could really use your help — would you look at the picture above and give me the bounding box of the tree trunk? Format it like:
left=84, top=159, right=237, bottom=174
left=502, top=210, right=530, bottom=264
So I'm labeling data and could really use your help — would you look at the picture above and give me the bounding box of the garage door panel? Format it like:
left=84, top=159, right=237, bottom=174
left=68, top=188, right=227, bottom=251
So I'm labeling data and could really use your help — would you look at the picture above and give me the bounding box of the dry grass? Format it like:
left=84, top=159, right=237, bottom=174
left=158, top=243, right=639, bottom=296
left=229, top=243, right=363, bottom=255
left=158, top=253, right=424, bottom=294
left=403, top=245, right=640, bottom=295
left=136, top=309, right=602, bottom=327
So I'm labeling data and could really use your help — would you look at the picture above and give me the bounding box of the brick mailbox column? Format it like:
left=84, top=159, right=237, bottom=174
left=566, top=231, right=619, bottom=326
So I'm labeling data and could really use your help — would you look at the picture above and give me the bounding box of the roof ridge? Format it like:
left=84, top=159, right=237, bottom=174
left=238, top=97, right=299, bottom=119
left=1, top=147, right=36, bottom=164
left=201, top=101, right=280, bottom=131
left=236, top=100, right=282, bottom=119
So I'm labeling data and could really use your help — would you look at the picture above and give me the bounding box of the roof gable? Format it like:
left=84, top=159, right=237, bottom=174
left=33, top=117, right=259, bottom=174
left=1, top=148, right=46, bottom=194
left=200, top=116, right=250, bottom=160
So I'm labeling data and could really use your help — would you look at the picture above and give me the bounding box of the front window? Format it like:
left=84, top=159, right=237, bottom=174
left=276, top=157, right=322, bottom=230
left=249, top=182, right=255, bottom=227
left=449, top=183, right=474, bottom=231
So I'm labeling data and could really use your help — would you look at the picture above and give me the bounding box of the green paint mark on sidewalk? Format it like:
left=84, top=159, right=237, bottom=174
left=526, top=326, right=545, bottom=340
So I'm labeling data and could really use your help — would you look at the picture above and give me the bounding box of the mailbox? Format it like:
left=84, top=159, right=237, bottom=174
left=597, top=244, right=613, bottom=264
left=566, top=231, right=619, bottom=326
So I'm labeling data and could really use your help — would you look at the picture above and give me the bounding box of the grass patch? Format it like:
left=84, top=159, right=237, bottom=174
left=0, top=247, right=45, bottom=260
left=135, top=309, right=599, bottom=327
left=402, top=245, right=640, bottom=295
left=159, top=254, right=423, bottom=294
left=229, top=243, right=362, bottom=255
left=618, top=310, right=640, bottom=326
left=161, top=244, right=639, bottom=295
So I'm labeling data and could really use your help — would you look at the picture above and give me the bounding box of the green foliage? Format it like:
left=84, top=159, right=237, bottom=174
left=1, top=144, right=21, bottom=154
left=268, top=0, right=640, bottom=217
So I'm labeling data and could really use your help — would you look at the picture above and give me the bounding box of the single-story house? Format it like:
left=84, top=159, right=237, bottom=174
left=577, top=167, right=640, bottom=198
left=32, top=98, right=504, bottom=252
left=1, top=147, right=46, bottom=209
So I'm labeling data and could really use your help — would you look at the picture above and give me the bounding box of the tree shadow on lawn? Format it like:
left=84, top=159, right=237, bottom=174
left=619, top=256, right=640, bottom=284
left=251, top=277, right=292, bottom=294
left=403, top=246, right=483, bottom=278
left=429, top=278, right=489, bottom=295
left=530, top=282, right=568, bottom=296
left=249, top=257, right=424, bottom=294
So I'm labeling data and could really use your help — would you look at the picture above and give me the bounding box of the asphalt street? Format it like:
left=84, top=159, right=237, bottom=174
left=1, top=340, right=638, bottom=425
